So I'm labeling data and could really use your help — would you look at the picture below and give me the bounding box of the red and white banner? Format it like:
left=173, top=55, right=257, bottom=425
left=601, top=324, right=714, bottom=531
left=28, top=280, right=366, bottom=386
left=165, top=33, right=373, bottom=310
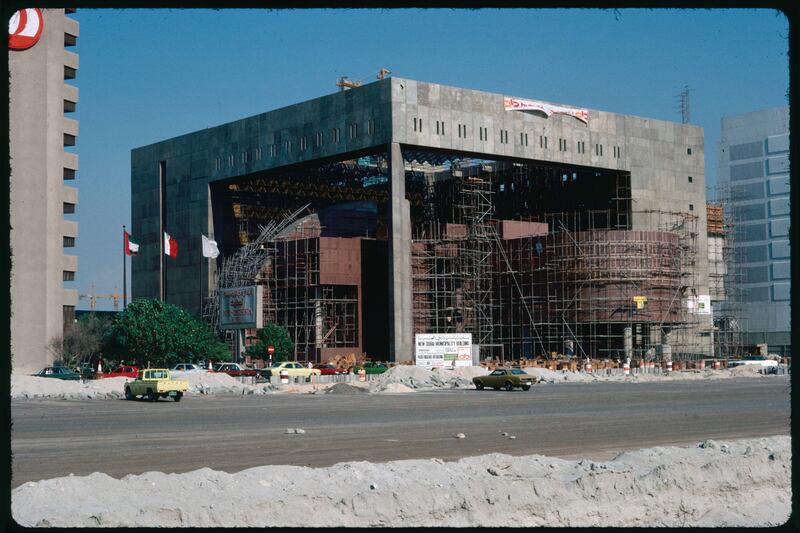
left=164, top=232, right=178, bottom=258
left=504, top=96, right=589, bottom=124
left=8, top=8, right=44, bottom=50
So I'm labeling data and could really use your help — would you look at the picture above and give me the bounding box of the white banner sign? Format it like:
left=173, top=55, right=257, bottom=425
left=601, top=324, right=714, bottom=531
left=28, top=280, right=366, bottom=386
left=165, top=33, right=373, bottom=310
left=415, top=333, right=473, bottom=368
left=504, top=96, right=589, bottom=124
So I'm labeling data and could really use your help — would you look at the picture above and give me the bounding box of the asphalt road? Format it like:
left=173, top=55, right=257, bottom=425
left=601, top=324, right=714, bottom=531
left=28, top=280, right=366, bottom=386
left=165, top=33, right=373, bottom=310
left=11, top=377, right=790, bottom=488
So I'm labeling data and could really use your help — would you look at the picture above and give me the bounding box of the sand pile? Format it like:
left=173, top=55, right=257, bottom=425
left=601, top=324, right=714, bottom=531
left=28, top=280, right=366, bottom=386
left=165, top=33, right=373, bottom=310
left=368, top=366, right=476, bottom=391
left=10, top=373, right=275, bottom=400
left=11, top=435, right=790, bottom=527
left=324, top=383, right=370, bottom=394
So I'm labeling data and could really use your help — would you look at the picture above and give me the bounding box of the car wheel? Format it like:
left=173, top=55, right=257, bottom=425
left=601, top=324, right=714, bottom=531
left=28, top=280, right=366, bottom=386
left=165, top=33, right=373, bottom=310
left=521, top=385, right=531, bottom=391
left=146, top=389, right=156, bottom=402
left=475, top=380, right=484, bottom=390
left=173, top=392, right=182, bottom=402
left=125, top=387, right=134, bottom=400
left=504, top=381, right=514, bottom=391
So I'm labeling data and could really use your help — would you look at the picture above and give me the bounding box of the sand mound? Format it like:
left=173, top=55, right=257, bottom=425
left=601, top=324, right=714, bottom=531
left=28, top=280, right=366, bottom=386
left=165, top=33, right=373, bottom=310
left=324, top=383, right=370, bottom=394
left=11, top=372, right=275, bottom=400
left=369, top=365, right=476, bottom=390
left=11, top=435, right=790, bottom=527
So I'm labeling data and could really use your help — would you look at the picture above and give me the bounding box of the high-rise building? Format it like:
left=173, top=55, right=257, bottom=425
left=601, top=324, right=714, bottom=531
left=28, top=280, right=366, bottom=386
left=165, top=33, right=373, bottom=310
left=717, top=106, right=790, bottom=356
left=9, top=8, right=80, bottom=372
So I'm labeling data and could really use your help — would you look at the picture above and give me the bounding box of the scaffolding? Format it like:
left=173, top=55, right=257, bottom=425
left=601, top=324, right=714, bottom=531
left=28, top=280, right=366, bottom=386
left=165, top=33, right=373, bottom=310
left=410, top=155, right=709, bottom=362
left=261, top=231, right=361, bottom=362
left=202, top=204, right=311, bottom=335
left=708, top=186, right=746, bottom=358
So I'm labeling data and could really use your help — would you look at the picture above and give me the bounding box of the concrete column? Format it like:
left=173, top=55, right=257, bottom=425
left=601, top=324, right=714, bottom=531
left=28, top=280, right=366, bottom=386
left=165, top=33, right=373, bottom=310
left=623, top=326, right=633, bottom=363
left=388, top=143, right=413, bottom=362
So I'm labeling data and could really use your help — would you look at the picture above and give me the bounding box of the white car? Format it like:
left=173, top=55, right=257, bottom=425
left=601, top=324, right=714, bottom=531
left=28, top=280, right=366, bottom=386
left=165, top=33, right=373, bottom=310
left=171, top=363, right=204, bottom=374
left=727, top=356, right=779, bottom=368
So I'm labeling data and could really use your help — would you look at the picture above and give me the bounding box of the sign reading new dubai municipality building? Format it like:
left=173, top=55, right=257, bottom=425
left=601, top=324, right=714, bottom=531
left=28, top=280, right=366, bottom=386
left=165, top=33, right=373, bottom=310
left=415, top=333, right=473, bottom=368
left=219, top=286, right=263, bottom=330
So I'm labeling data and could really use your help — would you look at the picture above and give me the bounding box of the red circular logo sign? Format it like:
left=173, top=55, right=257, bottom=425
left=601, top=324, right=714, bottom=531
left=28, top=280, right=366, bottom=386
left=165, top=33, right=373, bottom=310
left=267, top=346, right=275, bottom=354
left=8, top=8, right=44, bottom=50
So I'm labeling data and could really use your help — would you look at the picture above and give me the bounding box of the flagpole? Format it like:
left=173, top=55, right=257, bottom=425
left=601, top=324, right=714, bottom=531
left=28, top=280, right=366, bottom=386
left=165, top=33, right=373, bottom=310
left=200, top=242, right=204, bottom=317
left=123, top=225, right=127, bottom=310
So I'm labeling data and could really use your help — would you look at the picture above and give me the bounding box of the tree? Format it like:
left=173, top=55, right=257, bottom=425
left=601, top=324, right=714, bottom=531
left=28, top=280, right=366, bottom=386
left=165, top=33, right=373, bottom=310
left=47, top=313, right=111, bottom=367
left=102, top=299, right=230, bottom=368
left=245, top=323, right=293, bottom=362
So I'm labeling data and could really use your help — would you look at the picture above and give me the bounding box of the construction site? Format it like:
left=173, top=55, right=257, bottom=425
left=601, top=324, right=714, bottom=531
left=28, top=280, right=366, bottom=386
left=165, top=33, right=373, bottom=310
left=131, top=77, right=734, bottom=365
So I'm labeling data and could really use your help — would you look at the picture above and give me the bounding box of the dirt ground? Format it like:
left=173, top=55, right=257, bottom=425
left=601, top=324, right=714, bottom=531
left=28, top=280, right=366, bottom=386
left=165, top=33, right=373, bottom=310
left=11, top=435, right=791, bottom=527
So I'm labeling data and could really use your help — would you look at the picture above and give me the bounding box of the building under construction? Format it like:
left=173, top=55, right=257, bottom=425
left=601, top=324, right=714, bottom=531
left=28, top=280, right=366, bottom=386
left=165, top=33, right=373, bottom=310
left=131, top=78, right=719, bottom=363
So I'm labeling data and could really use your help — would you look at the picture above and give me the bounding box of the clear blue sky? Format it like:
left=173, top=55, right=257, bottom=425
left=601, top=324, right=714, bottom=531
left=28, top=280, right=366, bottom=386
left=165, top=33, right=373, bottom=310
left=68, top=8, right=789, bottom=310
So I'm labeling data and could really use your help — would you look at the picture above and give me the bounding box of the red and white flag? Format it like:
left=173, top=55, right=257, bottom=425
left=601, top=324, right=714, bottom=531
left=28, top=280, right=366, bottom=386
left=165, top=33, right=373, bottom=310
left=164, top=232, right=178, bottom=258
left=124, top=231, right=139, bottom=256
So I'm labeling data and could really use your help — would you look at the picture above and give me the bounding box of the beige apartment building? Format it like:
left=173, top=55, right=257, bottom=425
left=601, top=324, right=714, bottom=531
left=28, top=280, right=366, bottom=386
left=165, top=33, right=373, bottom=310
left=9, top=8, right=80, bottom=372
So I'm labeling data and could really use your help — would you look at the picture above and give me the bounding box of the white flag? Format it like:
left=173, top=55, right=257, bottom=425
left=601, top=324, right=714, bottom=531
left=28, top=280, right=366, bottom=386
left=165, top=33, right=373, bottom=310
left=202, top=234, right=220, bottom=258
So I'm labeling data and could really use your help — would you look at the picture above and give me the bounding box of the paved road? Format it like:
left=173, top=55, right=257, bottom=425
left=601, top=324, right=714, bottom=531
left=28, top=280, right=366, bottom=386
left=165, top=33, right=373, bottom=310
left=11, top=377, right=790, bottom=488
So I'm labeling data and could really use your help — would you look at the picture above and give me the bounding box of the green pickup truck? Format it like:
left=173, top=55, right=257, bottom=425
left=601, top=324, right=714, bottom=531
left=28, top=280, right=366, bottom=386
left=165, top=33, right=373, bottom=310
left=124, top=369, right=188, bottom=402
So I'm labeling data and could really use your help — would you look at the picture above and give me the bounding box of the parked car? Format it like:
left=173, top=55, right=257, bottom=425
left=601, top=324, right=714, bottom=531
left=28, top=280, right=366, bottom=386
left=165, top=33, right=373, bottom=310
left=473, top=368, right=534, bottom=391
left=33, top=366, right=81, bottom=380
left=260, top=361, right=321, bottom=381
left=124, top=368, right=188, bottom=402
left=209, top=362, right=258, bottom=377
left=171, top=363, right=204, bottom=373
left=349, top=361, right=389, bottom=374
left=313, top=364, right=345, bottom=375
left=75, top=364, right=96, bottom=380
left=102, top=365, right=139, bottom=379
left=727, top=355, right=779, bottom=368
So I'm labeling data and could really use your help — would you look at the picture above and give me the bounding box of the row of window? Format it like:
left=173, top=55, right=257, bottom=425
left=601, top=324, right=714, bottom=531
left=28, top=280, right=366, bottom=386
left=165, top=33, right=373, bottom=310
left=213, top=121, right=375, bottom=170
left=410, top=117, right=627, bottom=158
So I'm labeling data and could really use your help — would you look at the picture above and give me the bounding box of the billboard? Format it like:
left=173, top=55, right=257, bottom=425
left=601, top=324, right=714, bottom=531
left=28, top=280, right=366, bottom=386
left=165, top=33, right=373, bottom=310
left=685, top=294, right=712, bottom=315
left=219, top=286, right=263, bottom=330
left=415, top=333, right=473, bottom=368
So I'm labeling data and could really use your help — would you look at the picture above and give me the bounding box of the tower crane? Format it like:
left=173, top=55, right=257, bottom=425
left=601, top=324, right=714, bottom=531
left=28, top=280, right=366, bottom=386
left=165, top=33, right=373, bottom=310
left=78, top=283, right=121, bottom=311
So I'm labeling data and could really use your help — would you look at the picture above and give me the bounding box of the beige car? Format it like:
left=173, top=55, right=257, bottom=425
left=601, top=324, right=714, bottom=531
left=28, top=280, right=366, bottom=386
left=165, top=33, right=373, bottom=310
left=262, top=361, right=321, bottom=381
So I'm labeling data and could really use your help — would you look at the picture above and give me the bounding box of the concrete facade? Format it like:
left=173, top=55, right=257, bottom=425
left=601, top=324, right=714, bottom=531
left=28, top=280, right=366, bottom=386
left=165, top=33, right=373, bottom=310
left=717, top=106, right=790, bottom=355
left=132, top=78, right=710, bottom=361
left=10, top=8, right=80, bottom=372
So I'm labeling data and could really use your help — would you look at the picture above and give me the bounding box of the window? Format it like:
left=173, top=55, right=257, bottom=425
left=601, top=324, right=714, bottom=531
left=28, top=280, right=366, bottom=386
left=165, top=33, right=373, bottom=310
left=63, top=202, right=75, bottom=214
left=613, top=145, right=621, bottom=158
left=63, top=236, right=75, bottom=247
left=688, top=176, right=693, bottom=183
left=270, top=144, right=278, bottom=157
left=332, top=127, right=340, bottom=143
left=315, top=131, right=323, bottom=147
left=284, top=139, right=291, bottom=153
left=228, top=154, right=234, bottom=167
left=367, top=119, right=375, bottom=135
left=519, top=132, right=528, bottom=146
left=595, top=143, right=603, bottom=156
left=413, top=118, right=422, bottom=133
left=558, top=138, right=568, bottom=152
left=64, top=168, right=76, bottom=180
left=689, top=204, right=694, bottom=211
left=300, top=136, right=307, bottom=151
left=349, top=123, right=358, bottom=139
left=500, top=130, right=508, bottom=144
left=64, top=65, right=76, bottom=80
left=64, top=133, right=76, bottom=147
left=64, top=99, right=76, bottom=113
left=255, top=147, right=262, bottom=160
left=479, top=126, right=488, bottom=141
left=64, top=32, right=77, bottom=47
left=687, top=147, right=693, bottom=155
left=63, top=271, right=75, bottom=281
